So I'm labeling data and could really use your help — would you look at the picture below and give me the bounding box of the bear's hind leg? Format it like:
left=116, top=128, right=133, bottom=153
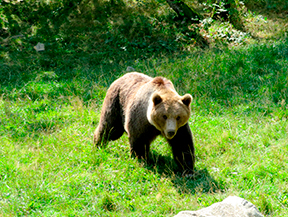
left=94, top=92, right=124, bottom=146
left=108, top=119, right=125, bottom=141
left=94, top=116, right=124, bottom=145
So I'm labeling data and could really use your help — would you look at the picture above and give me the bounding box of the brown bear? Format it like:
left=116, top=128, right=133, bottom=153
left=94, top=72, right=195, bottom=172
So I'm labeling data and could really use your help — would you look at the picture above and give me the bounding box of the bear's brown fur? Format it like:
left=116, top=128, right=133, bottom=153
left=94, top=72, right=195, bottom=172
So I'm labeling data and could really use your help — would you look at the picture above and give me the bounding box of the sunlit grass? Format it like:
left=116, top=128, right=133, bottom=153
left=244, top=12, right=288, bottom=40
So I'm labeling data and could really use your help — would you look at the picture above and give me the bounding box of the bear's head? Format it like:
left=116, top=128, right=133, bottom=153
left=147, top=90, right=192, bottom=139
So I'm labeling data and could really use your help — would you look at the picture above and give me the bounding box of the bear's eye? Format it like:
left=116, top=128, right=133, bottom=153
left=176, top=116, right=180, bottom=120
left=163, top=115, right=167, bottom=120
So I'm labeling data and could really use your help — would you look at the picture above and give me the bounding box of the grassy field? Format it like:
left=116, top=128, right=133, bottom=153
left=1, top=41, right=288, bottom=216
left=1, top=0, right=288, bottom=216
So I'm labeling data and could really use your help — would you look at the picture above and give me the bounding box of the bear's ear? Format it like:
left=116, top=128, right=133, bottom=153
left=182, top=94, right=192, bottom=107
left=152, top=93, right=162, bottom=106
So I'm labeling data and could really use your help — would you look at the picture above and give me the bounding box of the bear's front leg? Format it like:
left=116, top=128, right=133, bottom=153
left=126, top=115, right=160, bottom=161
left=167, top=123, right=195, bottom=173
left=129, top=136, right=151, bottom=161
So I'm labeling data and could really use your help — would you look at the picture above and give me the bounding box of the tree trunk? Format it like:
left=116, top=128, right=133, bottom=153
left=166, top=0, right=201, bottom=23
left=165, top=0, right=208, bottom=47
left=212, top=0, right=244, bottom=30
left=227, top=0, right=244, bottom=30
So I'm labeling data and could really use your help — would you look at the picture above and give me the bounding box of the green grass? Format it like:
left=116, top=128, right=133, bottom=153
left=1, top=39, right=288, bottom=216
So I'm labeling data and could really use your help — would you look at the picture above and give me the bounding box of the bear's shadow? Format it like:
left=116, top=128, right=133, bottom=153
left=142, top=150, right=224, bottom=194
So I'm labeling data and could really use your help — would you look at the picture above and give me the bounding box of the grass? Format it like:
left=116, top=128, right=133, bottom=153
left=1, top=0, right=288, bottom=216
left=1, top=40, right=288, bottom=216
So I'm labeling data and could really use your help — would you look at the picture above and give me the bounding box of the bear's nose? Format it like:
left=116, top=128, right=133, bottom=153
left=167, top=130, right=175, bottom=138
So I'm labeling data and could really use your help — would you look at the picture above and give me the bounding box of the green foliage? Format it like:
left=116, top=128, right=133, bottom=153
left=244, top=0, right=288, bottom=11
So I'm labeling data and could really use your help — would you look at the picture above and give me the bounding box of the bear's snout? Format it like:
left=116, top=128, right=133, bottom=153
left=167, top=130, right=176, bottom=138
left=165, top=119, right=177, bottom=139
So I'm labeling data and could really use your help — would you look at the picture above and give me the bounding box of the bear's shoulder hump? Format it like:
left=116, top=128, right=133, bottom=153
left=152, top=77, right=173, bottom=87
